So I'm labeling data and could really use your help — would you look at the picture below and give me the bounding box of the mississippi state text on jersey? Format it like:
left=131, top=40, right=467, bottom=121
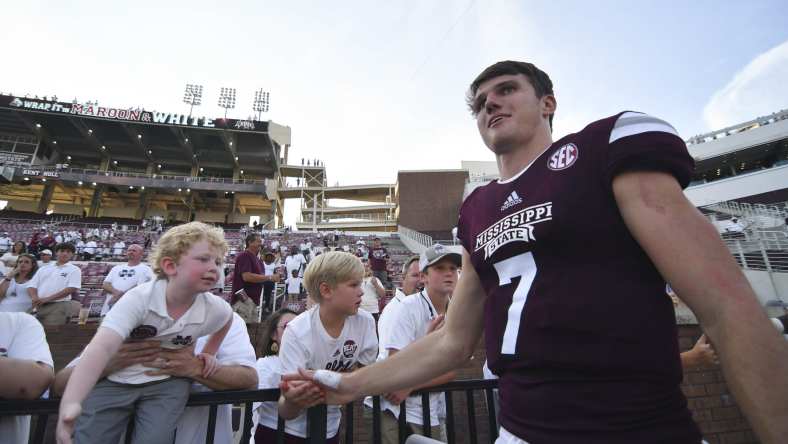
left=457, top=112, right=702, bottom=443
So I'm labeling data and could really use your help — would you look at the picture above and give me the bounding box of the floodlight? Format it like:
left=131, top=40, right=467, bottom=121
left=183, top=84, right=203, bottom=116
left=252, top=89, right=270, bottom=119
left=35, top=123, right=41, bottom=128
left=218, top=87, right=237, bottom=118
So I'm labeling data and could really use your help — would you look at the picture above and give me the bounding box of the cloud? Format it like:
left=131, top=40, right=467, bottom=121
left=703, top=39, right=788, bottom=130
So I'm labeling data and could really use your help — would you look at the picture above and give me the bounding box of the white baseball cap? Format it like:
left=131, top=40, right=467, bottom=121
left=419, top=244, right=461, bottom=272
left=40, top=249, right=53, bottom=256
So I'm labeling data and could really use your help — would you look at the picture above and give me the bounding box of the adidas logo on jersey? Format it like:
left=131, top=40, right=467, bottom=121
left=500, top=191, right=523, bottom=211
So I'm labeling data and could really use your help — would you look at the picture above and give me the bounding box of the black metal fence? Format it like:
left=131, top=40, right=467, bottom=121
left=0, top=379, right=499, bottom=444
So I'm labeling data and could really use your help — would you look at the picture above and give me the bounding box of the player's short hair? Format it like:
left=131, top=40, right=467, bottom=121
left=466, top=60, right=555, bottom=130
left=149, top=221, right=227, bottom=278
left=303, top=251, right=363, bottom=303
left=402, top=255, right=421, bottom=275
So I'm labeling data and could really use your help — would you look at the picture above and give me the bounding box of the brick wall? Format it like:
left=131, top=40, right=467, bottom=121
left=41, top=323, right=759, bottom=443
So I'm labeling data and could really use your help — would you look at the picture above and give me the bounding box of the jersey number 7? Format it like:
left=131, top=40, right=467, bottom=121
left=493, top=252, right=537, bottom=355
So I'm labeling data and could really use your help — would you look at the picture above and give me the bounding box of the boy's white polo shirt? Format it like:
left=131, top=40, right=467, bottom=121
left=279, top=306, right=378, bottom=438
left=386, top=290, right=445, bottom=426
left=28, top=262, right=81, bottom=301
left=0, top=313, right=54, bottom=444
left=100, top=279, right=232, bottom=384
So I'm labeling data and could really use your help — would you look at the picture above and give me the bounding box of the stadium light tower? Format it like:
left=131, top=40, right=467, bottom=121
left=252, top=89, right=270, bottom=120
left=183, top=84, right=203, bottom=117
left=217, top=87, right=237, bottom=118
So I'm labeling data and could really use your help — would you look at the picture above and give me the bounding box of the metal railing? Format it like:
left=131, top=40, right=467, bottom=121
left=725, top=238, right=788, bottom=272
left=1, top=379, right=499, bottom=444
left=397, top=226, right=433, bottom=254
left=18, top=166, right=267, bottom=185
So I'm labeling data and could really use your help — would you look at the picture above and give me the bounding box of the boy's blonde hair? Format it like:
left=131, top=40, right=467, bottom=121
left=304, top=251, right=364, bottom=303
left=149, top=221, right=228, bottom=278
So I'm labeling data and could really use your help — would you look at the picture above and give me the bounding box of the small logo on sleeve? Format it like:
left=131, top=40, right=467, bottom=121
left=547, top=143, right=579, bottom=171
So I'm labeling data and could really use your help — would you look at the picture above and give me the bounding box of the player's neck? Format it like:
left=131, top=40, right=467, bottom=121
left=318, top=304, right=347, bottom=338
left=496, top=132, right=553, bottom=181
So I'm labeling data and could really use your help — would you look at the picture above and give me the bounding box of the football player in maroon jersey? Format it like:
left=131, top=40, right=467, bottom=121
left=286, top=61, right=788, bottom=443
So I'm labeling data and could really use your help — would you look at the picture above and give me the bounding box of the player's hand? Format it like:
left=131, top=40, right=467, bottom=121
left=427, top=314, right=445, bottom=334
left=197, top=353, right=220, bottom=378
left=280, top=380, right=326, bottom=409
left=383, top=388, right=411, bottom=405
left=56, top=402, right=81, bottom=444
left=689, top=334, right=718, bottom=367
left=282, top=368, right=359, bottom=405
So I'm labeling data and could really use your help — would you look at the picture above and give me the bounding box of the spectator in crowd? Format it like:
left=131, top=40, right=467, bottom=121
left=231, top=233, right=276, bottom=310
left=82, top=236, right=98, bottom=261
left=55, top=222, right=234, bottom=444
left=39, top=231, right=56, bottom=253
left=112, top=239, right=127, bottom=259
left=38, top=249, right=53, bottom=268
left=75, top=237, right=86, bottom=257
left=0, top=231, right=12, bottom=253
left=55, top=231, right=64, bottom=244
left=377, top=245, right=459, bottom=441
left=28, top=230, right=43, bottom=256
left=27, top=243, right=81, bottom=325
left=394, top=256, right=423, bottom=301
left=270, top=238, right=280, bottom=254
left=360, top=261, right=386, bottom=322
left=286, top=269, right=304, bottom=308
left=0, top=253, right=39, bottom=313
left=262, top=251, right=280, bottom=312
left=368, top=237, right=391, bottom=289
left=285, top=246, right=307, bottom=278
left=100, top=244, right=155, bottom=316
left=278, top=252, right=378, bottom=443
left=1, top=240, right=26, bottom=268
left=53, top=312, right=257, bottom=444
left=251, top=308, right=299, bottom=442
left=0, top=312, right=55, bottom=443
left=299, top=239, right=310, bottom=263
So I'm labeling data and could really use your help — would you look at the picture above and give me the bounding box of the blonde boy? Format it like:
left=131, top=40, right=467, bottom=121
left=56, top=222, right=233, bottom=444
left=277, top=251, right=377, bottom=442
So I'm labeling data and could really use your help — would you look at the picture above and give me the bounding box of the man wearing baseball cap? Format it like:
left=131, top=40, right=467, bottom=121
left=377, top=244, right=461, bottom=443
left=37, top=249, right=53, bottom=269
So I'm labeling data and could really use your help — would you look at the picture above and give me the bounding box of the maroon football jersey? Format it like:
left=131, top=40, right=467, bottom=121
left=457, top=112, right=702, bottom=443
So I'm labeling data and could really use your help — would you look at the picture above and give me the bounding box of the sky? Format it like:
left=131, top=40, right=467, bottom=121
left=2, top=0, right=787, bottom=225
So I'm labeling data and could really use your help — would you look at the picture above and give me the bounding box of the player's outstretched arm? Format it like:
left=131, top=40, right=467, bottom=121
left=613, top=170, right=788, bottom=443
left=284, top=249, right=486, bottom=403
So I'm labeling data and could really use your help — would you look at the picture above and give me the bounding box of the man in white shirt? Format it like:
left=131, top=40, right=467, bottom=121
left=0, top=232, right=12, bottom=253
left=112, top=239, right=127, bottom=258
left=53, top=313, right=257, bottom=444
left=55, top=232, right=64, bottom=244
left=0, top=312, right=54, bottom=443
left=82, top=237, right=98, bottom=260
left=101, top=244, right=155, bottom=315
left=381, top=245, right=460, bottom=442
left=27, top=243, right=81, bottom=325
left=285, top=247, right=307, bottom=278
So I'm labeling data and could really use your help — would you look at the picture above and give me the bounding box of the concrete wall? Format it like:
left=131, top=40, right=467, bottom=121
left=51, top=203, right=84, bottom=216
left=397, top=170, right=468, bottom=239
left=99, top=207, right=137, bottom=218
left=743, top=269, right=787, bottom=305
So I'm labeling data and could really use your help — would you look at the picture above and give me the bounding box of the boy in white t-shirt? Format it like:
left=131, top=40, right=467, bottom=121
left=277, top=251, right=378, bottom=443
left=56, top=222, right=234, bottom=444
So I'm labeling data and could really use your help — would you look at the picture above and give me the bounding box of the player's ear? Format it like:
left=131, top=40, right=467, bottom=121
left=319, top=282, right=332, bottom=300
left=541, top=94, right=556, bottom=119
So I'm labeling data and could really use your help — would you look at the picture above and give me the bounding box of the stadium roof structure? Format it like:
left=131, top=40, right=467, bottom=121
left=0, top=94, right=290, bottom=179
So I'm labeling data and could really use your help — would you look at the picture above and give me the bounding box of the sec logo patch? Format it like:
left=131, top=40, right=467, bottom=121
left=547, top=143, right=579, bottom=171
